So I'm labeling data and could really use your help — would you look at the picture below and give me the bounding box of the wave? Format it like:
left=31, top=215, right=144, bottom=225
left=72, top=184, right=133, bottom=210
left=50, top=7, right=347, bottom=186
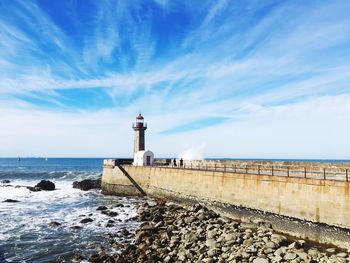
left=0, top=171, right=101, bottom=182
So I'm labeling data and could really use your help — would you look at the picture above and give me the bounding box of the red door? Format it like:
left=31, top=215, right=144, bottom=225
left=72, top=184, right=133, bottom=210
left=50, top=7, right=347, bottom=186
left=146, top=156, right=151, bottom=166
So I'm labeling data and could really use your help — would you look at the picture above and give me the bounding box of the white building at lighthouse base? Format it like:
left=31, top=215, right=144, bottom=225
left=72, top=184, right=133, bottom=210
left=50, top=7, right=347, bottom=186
left=133, top=150, right=154, bottom=166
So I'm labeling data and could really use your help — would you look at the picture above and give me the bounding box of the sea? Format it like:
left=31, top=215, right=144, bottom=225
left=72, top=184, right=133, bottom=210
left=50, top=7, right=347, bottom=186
left=0, top=158, right=140, bottom=263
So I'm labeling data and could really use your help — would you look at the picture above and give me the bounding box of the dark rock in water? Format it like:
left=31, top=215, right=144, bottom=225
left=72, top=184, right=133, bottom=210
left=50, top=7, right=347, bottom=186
left=70, top=225, right=82, bottom=230
left=1, top=180, right=10, bottom=184
left=49, top=221, right=61, bottom=227
left=3, top=199, right=20, bottom=203
left=120, top=228, right=130, bottom=237
left=114, top=203, right=124, bottom=208
left=107, top=211, right=118, bottom=217
left=27, top=186, right=42, bottom=192
left=35, top=180, right=55, bottom=191
left=80, top=218, right=93, bottom=224
left=97, top=205, right=108, bottom=211
left=73, top=179, right=101, bottom=191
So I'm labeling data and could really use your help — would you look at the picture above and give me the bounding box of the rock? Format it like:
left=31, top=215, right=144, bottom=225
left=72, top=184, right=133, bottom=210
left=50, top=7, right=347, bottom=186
left=1, top=180, right=10, bottom=184
left=284, top=252, right=297, bottom=260
left=326, top=248, right=336, bottom=254
left=297, top=239, right=306, bottom=248
left=27, top=186, right=42, bottom=192
left=207, top=229, right=217, bottom=239
left=266, top=241, right=277, bottom=249
left=96, top=206, right=108, bottom=211
left=253, top=258, right=269, bottom=263
left=205, top=238, right=217, bottom=248
left=240, top=222, right=258, bottom=230
left=80, top=218, right=93, bottom=224
left=207, top=248, right=219, bottom=257
left=49, top=221, right=61, bottom=227
left=296, top=251, right=310, bottom=261
left=70, top=225, right=82, bottom=230
left=35, top=180, right=55, bottom=191
left=73, top=179, right=101, bottom=191
left=272, top=255, right=283, bottom=262
left=107, top=211, right=118, bottom=217
left=223, top=233, right=237, bottom=241
left=336, top=252, right=347, bottom=258
left=308, top=248, right=320, bottom=257
left=3, top=199, right=20, bottom=203
left=120, top=229, right=130, bottom=237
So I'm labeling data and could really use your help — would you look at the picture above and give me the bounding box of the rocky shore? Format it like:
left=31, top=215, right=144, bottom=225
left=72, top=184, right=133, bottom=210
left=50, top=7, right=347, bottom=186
left=85, top=200, right=350, bottom=263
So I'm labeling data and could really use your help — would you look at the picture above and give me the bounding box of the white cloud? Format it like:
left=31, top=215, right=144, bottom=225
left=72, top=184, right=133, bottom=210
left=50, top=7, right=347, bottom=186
left=1, top=0, right=350, bottom=158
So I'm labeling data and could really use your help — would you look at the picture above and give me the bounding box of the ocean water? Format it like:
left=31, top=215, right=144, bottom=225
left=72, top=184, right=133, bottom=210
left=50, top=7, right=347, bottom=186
left=0, top=158, right=139, bottom=263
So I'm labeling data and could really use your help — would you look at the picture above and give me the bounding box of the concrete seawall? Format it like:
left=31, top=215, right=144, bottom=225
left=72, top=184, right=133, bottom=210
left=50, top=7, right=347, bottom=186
left=102, top=163, right=350, bottom=250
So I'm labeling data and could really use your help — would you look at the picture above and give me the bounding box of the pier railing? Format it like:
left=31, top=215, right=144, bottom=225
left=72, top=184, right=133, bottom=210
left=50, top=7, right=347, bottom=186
left=152, top=163, right=350, bottom=181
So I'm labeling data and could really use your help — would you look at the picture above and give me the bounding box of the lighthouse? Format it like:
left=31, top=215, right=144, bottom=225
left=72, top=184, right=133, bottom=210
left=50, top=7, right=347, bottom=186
left=132, top=113, right=154, bottom=166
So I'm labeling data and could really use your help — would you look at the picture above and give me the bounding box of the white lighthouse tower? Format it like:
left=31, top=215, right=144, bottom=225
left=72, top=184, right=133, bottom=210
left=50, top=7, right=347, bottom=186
left=132, top=113, right=154, bottom=166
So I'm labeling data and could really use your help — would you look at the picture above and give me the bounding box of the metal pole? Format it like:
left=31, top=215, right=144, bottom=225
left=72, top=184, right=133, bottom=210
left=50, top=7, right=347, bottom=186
left=323, top=168, right=326, bottom=180
left=272, top=166, right=274, bottom=176
left=246, top=165, right=248, bottom=174
left=224, top=165, right=226, bottom=173
left=258, top=165, right=260, bottom=175
left=234, top=164, right=236, bottom=173
left=304, top=167, right=307, bottom=178
left=287, top=167, right=289, bottom=177
left=214, top=164, right=216, bottom=171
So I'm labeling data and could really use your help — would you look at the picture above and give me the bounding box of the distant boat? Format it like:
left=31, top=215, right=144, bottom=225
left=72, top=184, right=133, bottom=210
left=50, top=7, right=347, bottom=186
left=17, top=156, right=21, bottom=161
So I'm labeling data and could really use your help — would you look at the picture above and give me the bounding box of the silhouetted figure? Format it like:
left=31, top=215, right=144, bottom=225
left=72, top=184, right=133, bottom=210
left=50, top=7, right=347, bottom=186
left=179, top=158, right=184, bottom=167
left=173, top=158, right=177, bottom=167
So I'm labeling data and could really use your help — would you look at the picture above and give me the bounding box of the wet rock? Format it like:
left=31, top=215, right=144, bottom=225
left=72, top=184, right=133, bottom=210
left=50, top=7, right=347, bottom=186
left=27, top=186, right=42, bottom=192
left=120, top=229, right=130, bottom=237
left=80, top=218, right=93, bottom=224
left=107, top=211, right=118, bottom=217
left=3, top=199, right=20, bottom=203
left=35, top=180, right=55, bottom=191
left=49, top=221, right=61, bottom=227
left=73, top=179, right=101, bottom=191
left=1, top=180, right=10, bottom=184
left=70, top=225, right=82, bottom=230
left=96, top=205, right=108, bottom=211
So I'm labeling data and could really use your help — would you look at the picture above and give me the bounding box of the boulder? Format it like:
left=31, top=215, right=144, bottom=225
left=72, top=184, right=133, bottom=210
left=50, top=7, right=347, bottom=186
left=35, top=180, right=55, bottom=191
left=73, top=179, right=101, bottom=191
left=3, top=199, right=20, bottom=203
left=1, top=180, right=10, bottom=184
left=49, top=221, right=61, bottom=227
left=96, top=205, right=108, bottom=211
left=80, top=218, right=93, bottom=224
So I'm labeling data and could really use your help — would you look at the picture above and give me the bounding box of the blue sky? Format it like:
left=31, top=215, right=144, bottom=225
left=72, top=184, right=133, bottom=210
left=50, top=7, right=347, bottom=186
left=0, top=0, right=350, bottom=158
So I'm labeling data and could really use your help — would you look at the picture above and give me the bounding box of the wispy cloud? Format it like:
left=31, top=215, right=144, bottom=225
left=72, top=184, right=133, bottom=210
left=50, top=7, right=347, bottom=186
left=0, top=0, right=350, bottom=157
